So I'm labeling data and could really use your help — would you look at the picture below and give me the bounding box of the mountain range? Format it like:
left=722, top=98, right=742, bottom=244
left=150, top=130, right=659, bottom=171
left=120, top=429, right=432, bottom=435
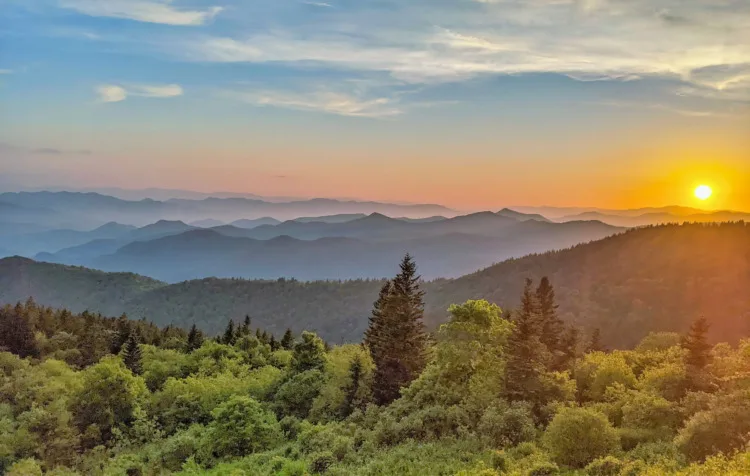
left=2, top=222, right=748, bottom=348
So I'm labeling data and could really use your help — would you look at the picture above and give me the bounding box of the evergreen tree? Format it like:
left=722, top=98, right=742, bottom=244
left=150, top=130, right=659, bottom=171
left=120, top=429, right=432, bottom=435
left=187, top=324, right=203, bottom=351
left=556, top=326, right=579, bottom=370
left=536, top=277, right=564, bottom=355
left=240, top=315, right=251, bottom=336
left=586, top=328, right=605, bottom=353
left=110, top=314, right=131, bottom=354
left=260, top=330, right=270, bottom=345
left=0, top=306, right=39, bottom=358
left=269, top=335, right=280, bottom=351
left=223, top=319, right=236, bottom=345
left=122, top=331, right=143, bottom=375
left=340, top=354, right=365, bottom=418
left=504, top=278, right=549, bottom=404
left=365, top=254, right=429, bottom=406
left=292, top=331, right=326, bottom=372
left=683, top=316, right=711, bottom=370
left=281, top=328, right=295, bottom=350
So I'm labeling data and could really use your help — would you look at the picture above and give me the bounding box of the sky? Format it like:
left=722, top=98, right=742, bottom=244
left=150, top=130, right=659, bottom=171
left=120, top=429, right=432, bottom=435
left=1, top=0, right=749, bottom=211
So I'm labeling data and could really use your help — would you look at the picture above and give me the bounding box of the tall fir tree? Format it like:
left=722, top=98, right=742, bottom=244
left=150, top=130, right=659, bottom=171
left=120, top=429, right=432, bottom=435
left=0, top=306, right=39, bottom=359
left=556, top=326, right=579, bottom=370
left=683, top=316, right=712, bottom=370
left=586, top=328, right=606, bottom=353
left=281, top=328, right=295, bottom=350
left=187, top=324, right=203, bottom=351
left=365, top=254, right=428, bottom=406
left=239, top=315, right=251, bottom=336
left=122, top=331, right=143, bottom=375
left=339, top=354, right=365, bottom=418
left=223, top=319, right=236, bottom=345
left=269, top=335, right=280, bottom=351
left=536, top=277, right=564, bottom=358
left=504, top=278, right=550, bottom=404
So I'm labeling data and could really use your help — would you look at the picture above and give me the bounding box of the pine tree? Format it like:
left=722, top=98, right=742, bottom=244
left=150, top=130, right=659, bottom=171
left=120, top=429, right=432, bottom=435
left=586, top=328, right=605, bottom=353
left=536, top=277, right=564, bottom=355
left=556, top=326, right=579, bottom=370
left=187, top=324, right=203, bottom=351
left=281, top=329, right=295, bottom=350
left=504, top=278, right=549, bottom=403
left=340, top=354, right=365, bottom=418
left=260, top=330, right=270, bottom=345
left=683, top=316, right=711, bottom=370
left=223, top=319, right=236, bottom=345
left=269, top=335, right=280, bottom=351
left=240, top=315, right=251, bottom=336
left=0, top=306, right=39, bottom=359
left=110, top=314, right=130, bottom=354
left=122, top=331, right=143, bottom=375
left=365, top=254, right=428, bottom=406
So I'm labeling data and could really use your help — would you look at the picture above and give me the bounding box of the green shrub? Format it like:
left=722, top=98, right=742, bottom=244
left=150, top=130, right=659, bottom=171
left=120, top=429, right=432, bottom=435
left=490, top=451, right=508, bottom=472
left=206, top=395, right=282, bottom=457
left=479, top=402, right=537, bottom=448
left=543, top=407, right=620, bottom=468
left=527, top=461, right=559, bottom=476
left=310, top=451, right=336, bottom=473
left=585, top=456, right=623, bottom=476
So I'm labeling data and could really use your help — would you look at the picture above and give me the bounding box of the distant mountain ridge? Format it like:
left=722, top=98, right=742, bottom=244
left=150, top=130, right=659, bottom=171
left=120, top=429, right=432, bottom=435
left=1, top=222, right=747, bottom=348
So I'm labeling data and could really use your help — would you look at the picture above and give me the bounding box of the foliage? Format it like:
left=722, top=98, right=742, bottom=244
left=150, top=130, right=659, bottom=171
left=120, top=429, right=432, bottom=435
left=543, top=407, right=621, bottom=468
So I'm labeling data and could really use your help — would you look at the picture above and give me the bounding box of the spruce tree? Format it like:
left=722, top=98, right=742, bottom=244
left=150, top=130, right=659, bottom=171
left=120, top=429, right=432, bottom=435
left=187, top=324, right=203, bottom=351
left=0, top=306, right=39, bottom=359
left=536, top=277, right=564, bottom=356
left=366, top=254, right=428, bottom=406
left=260, top=330, right=270, bottom=345
left=683, top=316, right=711, bottom=370
left=240, top=315, right=252, bottom=336
left=110, top=314, right=130, bottom=354
left=556, top=326, right=579, bottom=370
left=504, top=278, right=549, bottom=403
left=269, top=335, right=280, bottom=351
left=586, top=328, right=605, bottom=353
left=281, top=328, right=295, bottom=350
left=340, top=354, right=365, bottom=418
left=122, top=331, right=143, bottom=375
left=223, top=319, right=236, bottom=345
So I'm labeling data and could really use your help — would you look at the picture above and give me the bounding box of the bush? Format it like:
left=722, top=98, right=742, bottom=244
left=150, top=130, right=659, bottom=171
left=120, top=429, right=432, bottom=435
left=527, top=461, right=559, bottom=476
left=490, top=451, right=508, bottom=472
left=310, top=451, right=336, bottom=473
left=585, top=456, right=623, bottom=476
left=479, top=402, right=537, bottom=448
left=280, top=415, right=302, bottom=440
left=206, top=395, right=282, bottom=457
left=543, top=407, right=620, bottom=468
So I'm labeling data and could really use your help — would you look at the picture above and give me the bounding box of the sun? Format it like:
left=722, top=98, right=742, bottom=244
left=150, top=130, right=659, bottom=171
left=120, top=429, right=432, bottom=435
left=694, top=185, right=713, bottom=201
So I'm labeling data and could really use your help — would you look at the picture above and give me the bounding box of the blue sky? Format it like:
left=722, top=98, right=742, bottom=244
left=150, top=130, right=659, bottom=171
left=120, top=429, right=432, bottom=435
left=1, top=0, right=748, bottom=209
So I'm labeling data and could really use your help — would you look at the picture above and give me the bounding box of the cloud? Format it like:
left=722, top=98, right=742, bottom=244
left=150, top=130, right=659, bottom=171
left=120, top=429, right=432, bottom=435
left=32, top=148, right=93, bottom=155
left=597, top=100, right=739, bottom=119
left=96, top=85, right=127, bottom=103
left=59, top=0, right=223, bottom=26
left=0, top=69, right=13, bottom=74
left=172, top=0, right=750, bottom=96
left=96, top=83, right=184, bottom=102
left=223, top=88, right=403, bottom=118
left=302, top=1, right=332, bottom=7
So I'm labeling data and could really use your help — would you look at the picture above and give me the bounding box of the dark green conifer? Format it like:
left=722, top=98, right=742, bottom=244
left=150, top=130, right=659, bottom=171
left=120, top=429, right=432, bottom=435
left=536, top=277, right=564, bottom=356
left=187, top=324, right=203, bottom=351
left=586, top=328, right=606, bottom=353
left=683, top=316, right=711, bottom=370
left=281, top=329, right=295, bottom=350
left=223, top=319, right=236, bottom=345
left=122, top=331, right=143, bottom=375
left=366, top=254, right=428, bottom=406
left=340, top=354, right=365, bottom=418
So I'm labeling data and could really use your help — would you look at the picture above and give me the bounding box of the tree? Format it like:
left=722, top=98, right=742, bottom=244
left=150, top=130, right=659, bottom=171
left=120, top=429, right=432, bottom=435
left=281, top=329, right=295, bottom=350
left=186, top=324, right=203, bottom=352
left=683, top=316, right=711, bottom=370
left=339, top=354, right=365, bottom=418
left=122, top=331, right=143, bottom=375
left=536, top=277, right=563, bottom=355
left=110, top=314, right=130, bottom=354
left=0, top=306, right=39, bottom=359
left=239, top=315, right=251, bottom=336
left=543, top=407, right=620, bottom=468
left=269, top=335, right=280, bottom=351
left=556, top=326, right=579, bottom=370
left=208, top=395, right=282, bottom=457
left=222, top=319, right=236, bottom=346
left=365, top=255, right=429, bottom=405
left=586, top=328, right=606, bottom=353
left=504, top=279, right=549, bottom=404
left=292, top=331, right=326, bottom=373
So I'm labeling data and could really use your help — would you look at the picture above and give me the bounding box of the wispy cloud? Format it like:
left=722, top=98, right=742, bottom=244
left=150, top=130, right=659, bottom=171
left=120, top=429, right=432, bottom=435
left=222, top=88, right=403, bottom=118
left=96, top=83, right=184, bottom=102
left=597, top=100, right=739, bottom=119
left=59, top=0, right=223, bottom=26
left=0, top=69, right=13, bottom=75
left=302, top=1, right=332, bottom=7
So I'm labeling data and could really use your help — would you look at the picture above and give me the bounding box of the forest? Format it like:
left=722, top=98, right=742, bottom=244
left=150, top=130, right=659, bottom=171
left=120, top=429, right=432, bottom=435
left=1, top=254, right=749, bottom=475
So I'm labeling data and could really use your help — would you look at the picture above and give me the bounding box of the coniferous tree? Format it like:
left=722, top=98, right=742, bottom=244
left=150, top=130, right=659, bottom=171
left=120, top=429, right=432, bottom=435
left=110, top=314, right=130, bottom=354
left=586, top=328, right=605, bottom=353
left=260, top=330, right=270, bottom=345
left=281, top=328, right=295, bottom=350
left=0, top=306, right=39, bottom=358
left=122, top=331, right=143, bottom=375
left=240, top=315, right=251, bottom=336
left=187, top=324, right=203, bottom=351
left=269, top=335, right=280, bottom=351
left=683, top=316, right=711, bottom=370
left=504, top=278, right=549, bottom=403
left=223, top=319, right=236, bottom=345
left=340, top=354, right=365, bottom=418
left=536, top=277, right=564, bottom=356
left=366, top=254, right=428, bottom=406
left=556, top=326, right=579, bottom=370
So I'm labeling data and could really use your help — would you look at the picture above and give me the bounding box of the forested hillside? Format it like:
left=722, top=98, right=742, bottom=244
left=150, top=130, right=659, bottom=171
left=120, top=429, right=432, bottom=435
left=1, top=223, right=748, bottom=348
left=1, top=274, right=749, bottom=475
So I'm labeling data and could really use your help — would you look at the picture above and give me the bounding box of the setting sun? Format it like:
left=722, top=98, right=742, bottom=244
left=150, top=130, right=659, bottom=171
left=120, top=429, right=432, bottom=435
left=695, top=185, right=713, bottom=201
